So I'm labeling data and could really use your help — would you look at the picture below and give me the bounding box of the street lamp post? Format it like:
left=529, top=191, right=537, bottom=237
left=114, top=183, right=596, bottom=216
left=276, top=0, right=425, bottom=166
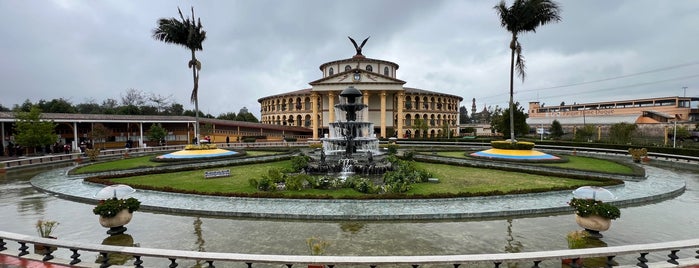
left=673, top=119, right=677, bottom=148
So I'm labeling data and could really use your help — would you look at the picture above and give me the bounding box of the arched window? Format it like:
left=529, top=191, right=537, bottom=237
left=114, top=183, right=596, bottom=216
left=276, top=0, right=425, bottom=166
left=345, top=65, right=351, bottom=71
left=304, top=97, right=311, bottom=110
left=329, top=67, right=334, bottom=76
left=365, top=65, right=373, bottom=72
left=295, top=97, right=302, bottom=110
left=384, top=67, right=389, bottom=76
left=304, top=115, right=311, bottom=127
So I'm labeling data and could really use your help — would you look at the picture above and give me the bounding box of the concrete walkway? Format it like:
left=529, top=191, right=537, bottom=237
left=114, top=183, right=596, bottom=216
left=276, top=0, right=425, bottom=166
left=29, top=155, right=686, bottom=220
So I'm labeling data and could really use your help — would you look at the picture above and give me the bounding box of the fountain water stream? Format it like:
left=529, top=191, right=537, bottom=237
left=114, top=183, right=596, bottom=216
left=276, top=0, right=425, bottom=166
left=307, top=86, right=391, bottom=175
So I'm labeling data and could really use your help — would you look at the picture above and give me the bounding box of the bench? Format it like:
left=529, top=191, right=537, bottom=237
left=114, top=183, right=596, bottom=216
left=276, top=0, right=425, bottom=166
left=204, top=169, right=230, bottom=179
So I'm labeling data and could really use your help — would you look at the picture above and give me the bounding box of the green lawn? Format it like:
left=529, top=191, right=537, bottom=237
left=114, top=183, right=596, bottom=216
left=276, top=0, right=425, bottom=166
left=73, top=150, right=281, bottom=174
left=411, top=162, right=608, bottom=196
left=74, top=155, right=165, bottom=174
left=104, top=159, right=613, bottom=199
left=110, top=160, right=294, bottom=194
left=434, top=151, right=633, bottom=175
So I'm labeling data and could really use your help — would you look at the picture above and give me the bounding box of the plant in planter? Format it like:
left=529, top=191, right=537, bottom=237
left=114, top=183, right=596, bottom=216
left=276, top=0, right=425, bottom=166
left=628, top=148, right=647, bottom=163
left=36, top=219, right=59, bottom=238
left=35, top=220, right=59, bottom=255
left=86, top=148, right=101, bottom=162
left=93, top=197, right=141, bottom=235
left=569, top=198, right=620, bottom=238
left=306, top=236, right=330, bottom=268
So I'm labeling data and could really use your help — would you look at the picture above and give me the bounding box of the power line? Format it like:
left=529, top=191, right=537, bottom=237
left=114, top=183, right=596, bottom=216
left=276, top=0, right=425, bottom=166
left=522, top=74, right=699, bottom=102
left=475, top=61, right=699, bottom=103
left=520, top=61, right=699, bottom=93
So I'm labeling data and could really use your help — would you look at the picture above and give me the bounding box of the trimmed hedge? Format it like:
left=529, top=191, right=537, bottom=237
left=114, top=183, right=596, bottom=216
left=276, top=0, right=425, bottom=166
left=491, top=140, right=535, bottom=150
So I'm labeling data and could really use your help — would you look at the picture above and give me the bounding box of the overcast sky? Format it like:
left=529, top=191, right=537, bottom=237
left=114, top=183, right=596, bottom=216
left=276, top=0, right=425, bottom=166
left=1, top=0, right=697, bottom=118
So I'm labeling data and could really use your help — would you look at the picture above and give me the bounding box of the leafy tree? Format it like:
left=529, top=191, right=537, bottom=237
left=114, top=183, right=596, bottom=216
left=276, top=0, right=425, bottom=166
left=609, top=122, right=637, bottom=144
left=76, top=99, right=103, bottom=114
left=13, top=99, right=34, bottom=112
left=549, top=119, right=564, bottom=139
left=217, top=112, right=237, bottom=121
left=89, top=123, right=110, bottom=149
left=165, top=103, right=185, bottom=116
left=574, top=125, right=597, bottom=142
left=140, top=105, right=159, bottom=115
left=13, top=106, right=57, bottom=154
left=412, top=118, right=429, bottom=139
left=101, top=99, right=119, bottom=114
left=236, top=112, right=259, bottom=122
left=0, top=103, right=10, bottom=112
left=459, top=106, right=470, bottom=124
left=147, top=123, right=168, bottom=145
left=153, top=6, right=207, bottom=141
left=491, top=102, right=528, bottom=139
left=200, top=123, right=214, bottom=138
left=494, top=0, right=561, bottom=141
left=38, top=98, right=76, bottom=113
left=117, top=104, right=141, bottom=115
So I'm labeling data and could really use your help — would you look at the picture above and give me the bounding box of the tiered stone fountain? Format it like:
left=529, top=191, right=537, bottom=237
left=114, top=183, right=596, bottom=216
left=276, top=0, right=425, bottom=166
left=306, top=86, right=392, bottom=175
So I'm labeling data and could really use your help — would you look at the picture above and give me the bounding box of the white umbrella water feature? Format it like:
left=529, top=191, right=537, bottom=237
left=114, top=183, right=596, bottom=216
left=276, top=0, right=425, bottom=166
left=93, top=184, right=138, bottom=235
left=572, top=186, right=616, bottom=201
left=93, top=184, right=135, bottom=200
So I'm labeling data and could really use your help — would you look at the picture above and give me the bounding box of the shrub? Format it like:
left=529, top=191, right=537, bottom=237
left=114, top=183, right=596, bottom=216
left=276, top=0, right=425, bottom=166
left=290, top=155, right=310, bottom=172
left=491, top=140, right=535, bottom=150
left=93, top=197, right=141, bottom=218
left=386, top=144, right=398, bottom=155
left=284, top=174, right=306, bottom=191
left=353, top=178, right=377, bottom=194
left=308, top=143, right=322, bottom=149
left=248, top=178, right=259, bottom=189
left=256, top=177, right=276, bottom=191
left=185, top=144, right=218, bottom=150
left=86, top=148, right=100, bottom=161
left=568, top=198, right=620, bottom=220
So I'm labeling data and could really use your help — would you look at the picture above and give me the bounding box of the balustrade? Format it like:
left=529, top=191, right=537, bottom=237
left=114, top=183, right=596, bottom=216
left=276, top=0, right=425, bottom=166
left=1, top=232, right=698, bottom=268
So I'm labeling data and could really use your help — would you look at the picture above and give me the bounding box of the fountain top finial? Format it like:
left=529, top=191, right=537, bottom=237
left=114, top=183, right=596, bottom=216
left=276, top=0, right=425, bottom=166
left=340, top=86, right=362, bottom=104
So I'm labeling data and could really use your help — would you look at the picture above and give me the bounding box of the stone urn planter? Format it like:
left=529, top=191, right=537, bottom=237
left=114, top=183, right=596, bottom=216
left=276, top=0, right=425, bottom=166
left=93, top=197, right=140, bottom=235
left=99, top=209, right=133, bottom=235
left=575, top=215, right=611, bottom=238
left=569, top=197, right=620, bottom=238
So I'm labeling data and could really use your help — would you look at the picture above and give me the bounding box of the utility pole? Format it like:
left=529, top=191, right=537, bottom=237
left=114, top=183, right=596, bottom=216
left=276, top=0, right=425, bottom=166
left=682, top=86, right=687, bottom=97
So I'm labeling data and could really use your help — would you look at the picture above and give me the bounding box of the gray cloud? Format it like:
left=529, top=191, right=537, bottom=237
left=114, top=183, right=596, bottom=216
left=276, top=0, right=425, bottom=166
left=1, top=0, right=697, bottom=118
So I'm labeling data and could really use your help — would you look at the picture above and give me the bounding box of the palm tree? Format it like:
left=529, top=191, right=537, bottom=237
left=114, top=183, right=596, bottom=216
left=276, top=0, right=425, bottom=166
left=153, top=7, right=207, bottom=144
left=494, top=0, right=561, bottom=142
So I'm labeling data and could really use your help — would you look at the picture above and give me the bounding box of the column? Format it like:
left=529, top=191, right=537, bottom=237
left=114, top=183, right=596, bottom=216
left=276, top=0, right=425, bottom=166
left=397, top=92, right=404, bottom=138
left=363, top=92, right=370, bottom=123
left=328, top=91, right=335, bottom=123
left=139, top=123, right=144, bottom=147
left=380, top=90, right=386, bottom=138
left=72, top=122, right=78, bottom=152
left=311, top=92, right=319, bottom=140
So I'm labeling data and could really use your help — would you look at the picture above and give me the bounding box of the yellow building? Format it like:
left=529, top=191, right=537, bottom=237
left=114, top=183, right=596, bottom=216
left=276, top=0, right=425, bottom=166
left=258, top=39, right=463, bottom=139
